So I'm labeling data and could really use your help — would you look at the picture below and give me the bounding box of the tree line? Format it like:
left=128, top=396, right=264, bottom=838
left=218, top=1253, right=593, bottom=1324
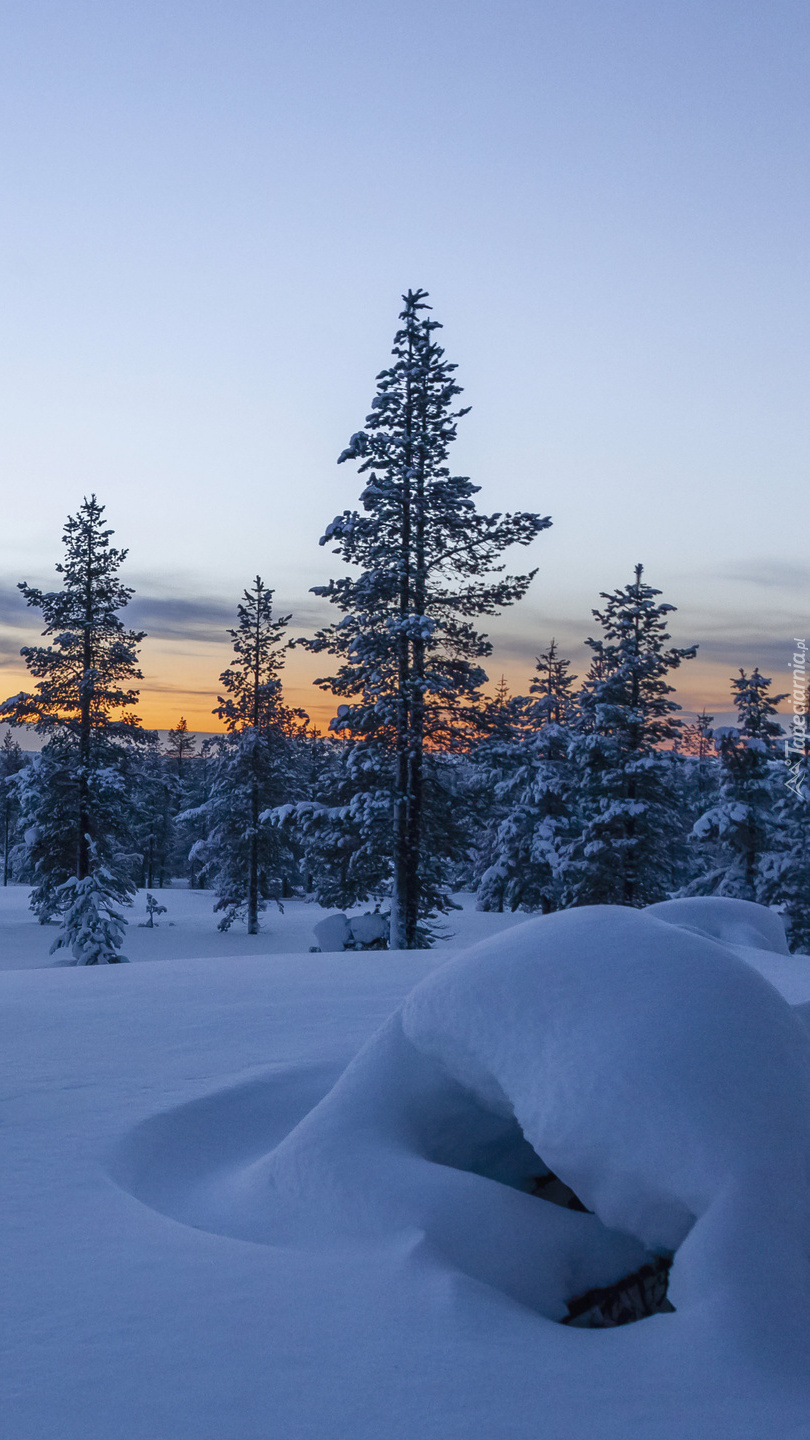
left=1, top=290, right=807, bottom=960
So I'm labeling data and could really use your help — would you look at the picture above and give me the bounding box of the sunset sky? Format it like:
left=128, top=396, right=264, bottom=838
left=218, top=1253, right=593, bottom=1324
left=1, top=0, right=807, bottom=737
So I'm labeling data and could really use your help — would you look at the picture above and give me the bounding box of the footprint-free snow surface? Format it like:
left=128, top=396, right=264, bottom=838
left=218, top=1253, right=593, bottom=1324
left=4, top=895, right=810, bottom=1439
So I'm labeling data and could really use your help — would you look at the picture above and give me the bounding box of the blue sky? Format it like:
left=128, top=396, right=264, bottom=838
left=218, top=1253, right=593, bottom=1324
left=1, top=0, right=807, bottom=729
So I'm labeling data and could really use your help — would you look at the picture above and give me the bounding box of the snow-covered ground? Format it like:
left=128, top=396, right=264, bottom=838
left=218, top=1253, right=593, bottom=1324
left=3, top=889, right=810, bottom=1439
left=0, top=883, right=530, bottom=969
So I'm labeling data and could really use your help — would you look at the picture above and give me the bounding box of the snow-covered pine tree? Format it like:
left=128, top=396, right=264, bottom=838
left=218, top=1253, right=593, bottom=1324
left=50, top=846, right=134, bottom=964
left=688, top=668, right=787, bottom=900
left=278, top=725, right=474, bottom=938
left=528, top=640, right=579, bottom=728
left=307, top=288, right=550, bottom=947
left=0, top=498, right=148, bottom=951
left=166, top=717, right=196, bottom=779
left=188, top=578, right=307, bottom=932
left=163, top=716, right=198, bottom=883
left=469, top=677, right=525, bottom=910
left=675, top=709, right=721, bottom=887
left=678, top=708, right=717, bottom=787
left=15, top=733, right=143, bottom=922
left=0, top=731, right=25, bottom=885
left=560, top=566, right=696, bottom=907
left=476, top=641, right=578, bottom=913
left=281, top=731, right=394, bottom=911
left=133, top=736, right=174, bottom=888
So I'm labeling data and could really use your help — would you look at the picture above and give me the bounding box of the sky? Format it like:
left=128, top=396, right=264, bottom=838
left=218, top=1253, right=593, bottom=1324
left=0, top=0, right=807, bottom=734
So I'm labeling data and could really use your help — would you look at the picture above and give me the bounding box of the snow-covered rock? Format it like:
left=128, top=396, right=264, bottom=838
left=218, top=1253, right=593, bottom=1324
left=347, top=911, right=389, bottom=948
left=312, top=912, right=352, bottom=951
left=313, top=910, right=389, bottom=951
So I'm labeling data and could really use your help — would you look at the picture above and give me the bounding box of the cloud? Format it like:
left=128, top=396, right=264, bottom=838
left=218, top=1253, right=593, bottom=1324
left=0, top=586, right=38, bottom=669
left=126, top=595, right=236, bottom=641
left=718, top=560, right=810, bottom=591
left=0, top=583, right=36, bottom=630
left=0, top=573, right=309, bottom=648
left=126, top=588, right=325, bottom=642
left=485, top=604, right=801, bottom=712
left=686, top=634, right=795, bottom=683
left=0, top=582, right=237, bottom=662
left=140, top=679, right=226, bottom=698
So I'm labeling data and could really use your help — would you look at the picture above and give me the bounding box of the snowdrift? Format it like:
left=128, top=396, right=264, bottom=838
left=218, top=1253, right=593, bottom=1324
left=10, top=897, right=810, bottom=1440
left=117, top=897, right=810, bottom=1340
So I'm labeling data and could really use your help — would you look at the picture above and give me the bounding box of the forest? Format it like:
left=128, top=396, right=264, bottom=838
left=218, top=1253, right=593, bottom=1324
left=1, top=292, right=807, bottom=960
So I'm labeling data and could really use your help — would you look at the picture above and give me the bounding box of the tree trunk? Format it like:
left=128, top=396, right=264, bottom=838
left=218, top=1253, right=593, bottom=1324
left=390, top=352, right=414, bottom=950
left=247, top=585, right=264, bottom=935
left=404, top=656, right=424, bottom=947
left=248, top=771, right=259, bottom=934
left=402, top=378, right=428, bottom=949
left=78, top=650, right=92, bottom=880
left=623, top=770, right=637, bottom=906
left=390, top=754, right=408, bottom=949
left=78, top=526, right=94, bottom=880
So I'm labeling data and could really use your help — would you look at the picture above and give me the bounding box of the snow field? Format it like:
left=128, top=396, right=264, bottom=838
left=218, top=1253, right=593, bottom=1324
left=0, top=884, right=531, bottom=969
left=3, top=895, right=810, bottom=1438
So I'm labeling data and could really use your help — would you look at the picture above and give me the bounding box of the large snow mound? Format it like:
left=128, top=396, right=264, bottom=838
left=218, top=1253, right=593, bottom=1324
left=399, top=904, right=810, bottom=1326
left=162, top=899, right=810, bottom=1333
left=8, top=903, right=810, bottom=1439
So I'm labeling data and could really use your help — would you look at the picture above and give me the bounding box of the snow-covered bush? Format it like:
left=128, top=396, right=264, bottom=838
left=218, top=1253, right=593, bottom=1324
left=142, top=893, right=167, bottom=928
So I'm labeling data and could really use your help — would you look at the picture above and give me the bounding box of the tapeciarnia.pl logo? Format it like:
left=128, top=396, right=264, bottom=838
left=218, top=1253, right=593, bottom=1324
left=785, top=637, right=808, bottom=798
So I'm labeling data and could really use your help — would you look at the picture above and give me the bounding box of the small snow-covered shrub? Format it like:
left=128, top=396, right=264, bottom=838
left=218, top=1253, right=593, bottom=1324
left=140, top=893, right=167, bottom=928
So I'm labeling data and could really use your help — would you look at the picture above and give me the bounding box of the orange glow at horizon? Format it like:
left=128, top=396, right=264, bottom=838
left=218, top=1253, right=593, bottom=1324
left=135, top=685, right=340, bottom=734
left=0, top=646, right=789, bottom=738
left=482, top=656, right=787, bottom=723
left=0, top=647, right=344, bottom=737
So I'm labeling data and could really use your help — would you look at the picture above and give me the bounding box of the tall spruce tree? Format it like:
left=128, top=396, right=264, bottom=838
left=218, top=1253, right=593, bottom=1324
left=0, top=497, right=147, bottom=947
left=560, top=566, right=696, bottom=907
left=187, top=578, right=306, bottom=932
left=307, top=288, right=550, bottom=948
